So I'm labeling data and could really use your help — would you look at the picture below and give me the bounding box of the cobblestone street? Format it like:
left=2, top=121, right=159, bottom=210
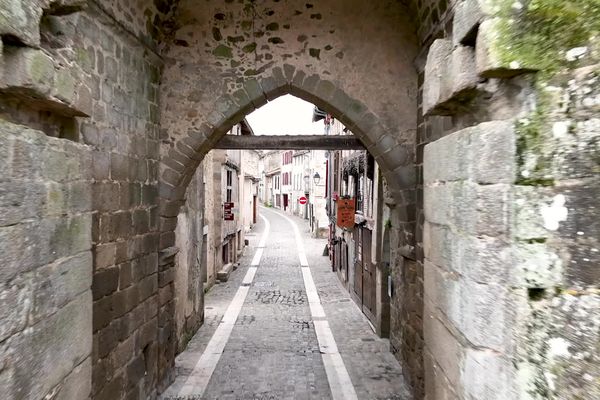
left=162, top=207, right=411, bottom=400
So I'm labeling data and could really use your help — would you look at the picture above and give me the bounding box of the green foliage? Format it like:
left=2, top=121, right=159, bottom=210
left=494, top=0, right=600, bottom=80
left=493, top=0, right=600, bottom=185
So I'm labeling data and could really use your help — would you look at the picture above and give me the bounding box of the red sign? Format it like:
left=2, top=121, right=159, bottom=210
left=336, top=198, right=355, bottom=229
left=299, top=196, right=308, bottom=205
left=223, top=202, right=234, bottom=221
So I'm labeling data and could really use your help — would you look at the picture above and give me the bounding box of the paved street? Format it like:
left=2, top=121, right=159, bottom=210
left=162, top=207, right=411, bottom=400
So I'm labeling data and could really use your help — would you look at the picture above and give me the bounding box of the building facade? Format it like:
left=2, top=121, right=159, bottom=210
left=202, top=120, right=256, bottom=288
left=260, top=150, right=282, bottom=208
left=291, top=150, right=310, bottom=218
left=320, top=114, right=389, bottom=336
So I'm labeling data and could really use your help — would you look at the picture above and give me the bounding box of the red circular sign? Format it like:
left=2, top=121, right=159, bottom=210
left=299, top=196, right=307, bottom=205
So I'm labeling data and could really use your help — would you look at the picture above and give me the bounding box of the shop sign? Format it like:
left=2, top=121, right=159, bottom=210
left=336, top=198, right=355, bottom=229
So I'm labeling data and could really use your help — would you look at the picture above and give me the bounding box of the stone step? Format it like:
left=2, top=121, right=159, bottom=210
left=217, top=263, right=234, bottom=282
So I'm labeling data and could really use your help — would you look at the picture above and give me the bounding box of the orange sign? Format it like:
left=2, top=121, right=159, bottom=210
left=336, top=198, right=355, bottom=229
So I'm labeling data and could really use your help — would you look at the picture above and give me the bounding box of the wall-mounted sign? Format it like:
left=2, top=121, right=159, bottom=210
left=336, top=198, right=355, bottom=229
left=224, top=202, right=234, bottom=221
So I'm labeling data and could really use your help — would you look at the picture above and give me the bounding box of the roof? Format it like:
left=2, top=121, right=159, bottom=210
left=240, top=118, right=255, bottom=136
left=312, top=106, right=328, bottom=122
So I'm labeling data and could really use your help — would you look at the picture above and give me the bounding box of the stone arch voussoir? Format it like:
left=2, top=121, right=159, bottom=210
left=158, top=68, right=417, bottom=253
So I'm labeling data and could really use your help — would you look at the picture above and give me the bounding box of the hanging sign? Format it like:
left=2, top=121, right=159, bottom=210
left=223, top=202, right=234, bottom=221
left=336, top=198, right=355, bottom=229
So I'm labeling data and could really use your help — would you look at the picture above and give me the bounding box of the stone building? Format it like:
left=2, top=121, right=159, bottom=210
left=261, top=150, right=282, bottom=207
left=0, top=1, right=598, bottom=400
left=203, top=120, right=254, bottom=286
left=325, top=116, right=388, bottom=334
left=291, top=150, right=310, bottom=218
left=280, top=150, right=293, bottom=211
left=241, top=149, right=260, bottom=233
left=307, top=149, right=329, bottom=237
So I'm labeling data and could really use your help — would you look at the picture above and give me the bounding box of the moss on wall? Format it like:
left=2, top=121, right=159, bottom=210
left=494, top=0, right=600, bottom=80
left=491, top=0, right=600, bottom=184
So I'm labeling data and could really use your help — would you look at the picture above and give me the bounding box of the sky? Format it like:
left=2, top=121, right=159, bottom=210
left=245, top=95, right=325, bottom=136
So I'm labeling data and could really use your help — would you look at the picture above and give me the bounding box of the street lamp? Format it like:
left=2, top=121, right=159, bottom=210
left=313, top=172, right=321, bottom=186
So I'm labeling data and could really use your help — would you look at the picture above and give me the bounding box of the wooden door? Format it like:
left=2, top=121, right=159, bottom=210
left=361, top=229, right=376, bottom=317
left=341, top=241, right=349, bottom=283
left=353, top=228, right=363, bottom=303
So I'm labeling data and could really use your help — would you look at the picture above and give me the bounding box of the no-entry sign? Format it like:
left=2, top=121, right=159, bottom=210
left=299, top=196, right=307, bottom=205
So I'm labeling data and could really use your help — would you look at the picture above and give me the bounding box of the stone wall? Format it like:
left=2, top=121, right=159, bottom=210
left=420, top=0, right=600, bottom=399
left=424, top=121, right=520, bottom=399
left=69, top=5, right=165, bottom=397
left=0, top=1, right=170, bottom=398
left=174, top=166, right=204, bottom=353
left=0, top=120, right=93, bottom=400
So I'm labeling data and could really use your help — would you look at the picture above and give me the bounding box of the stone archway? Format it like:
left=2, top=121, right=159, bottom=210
left=0, top=0, right=595, bottom=399
left=155, top=0, right=422, bottom=395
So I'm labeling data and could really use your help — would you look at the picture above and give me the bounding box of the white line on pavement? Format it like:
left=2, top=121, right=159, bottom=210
left=177, top=214, right=270, bottom=398
left=276, top=210, right=358, bottom=400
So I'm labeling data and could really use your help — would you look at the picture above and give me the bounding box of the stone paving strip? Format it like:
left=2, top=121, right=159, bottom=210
left=162, top=208, right=411, bottom=400
left=275, top=210, right=358, bottom=400
left=173, top=214, right=270, bottom=398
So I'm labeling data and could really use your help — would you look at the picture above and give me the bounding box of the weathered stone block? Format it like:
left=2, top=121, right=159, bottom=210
left=453, top=0, right=494, bottom=46
left=513, top=186, right=556, bottom=240
left=126, top=354, right=146, bottom=389
left=476, top=18, right=538, bottom=78
left=0, top=292, right=92, bottom=400
left=425, top=182, right=511, bottom=237
left=0, top=180, right=46, bottom=225
left=425, top=221, right=512, bottom=285
left=424, top=349, right=460, bottom=400
left=424, top=120, right=516, bottom=184
left=448, top=45, right=478, bottom=101
left=423, top=40, right=479, bottom=115
left=53, top=68, right=76, bottom=104
left=0, top=276, right=30, bottom=342
left=462, top=349, right=518, bottom=399
left=547, top=293, right=600, bottom=399
left=31, top=251, right=92, bottom=324
left=425, top=259, right=514, bottom=352
left=53, top=356, right=92, bottom=400
left=92, top=266, right=120, bottom=300
left=514, top=242, right=562, bottom=287
left=42, top=148, right=82, bottom=183
left=423, top=300, right=464, bottom=387
left=1, top=47, right=54, bottom=95
left=0, top=0, right=44, bottom=46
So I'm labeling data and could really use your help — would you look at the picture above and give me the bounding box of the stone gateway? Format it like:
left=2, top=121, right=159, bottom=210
left=0, top=1, right=598, bottom=400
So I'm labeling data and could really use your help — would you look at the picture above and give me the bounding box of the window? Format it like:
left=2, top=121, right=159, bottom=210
left=226, top=169, right=233, bottom=202
left=356, top=175, right=364, bottom=213
left=282, top=151, right=293, bottom=165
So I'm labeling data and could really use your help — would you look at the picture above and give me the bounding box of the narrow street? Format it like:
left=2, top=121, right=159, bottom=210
left=162, top=207, right=411, bottom=400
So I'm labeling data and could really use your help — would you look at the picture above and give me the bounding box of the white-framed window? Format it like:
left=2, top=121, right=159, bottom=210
left=226, top=169, right=233, bottom=202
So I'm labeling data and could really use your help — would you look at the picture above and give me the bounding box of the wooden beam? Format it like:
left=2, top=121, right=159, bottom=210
left=214, top=135, right=365, bottom=150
